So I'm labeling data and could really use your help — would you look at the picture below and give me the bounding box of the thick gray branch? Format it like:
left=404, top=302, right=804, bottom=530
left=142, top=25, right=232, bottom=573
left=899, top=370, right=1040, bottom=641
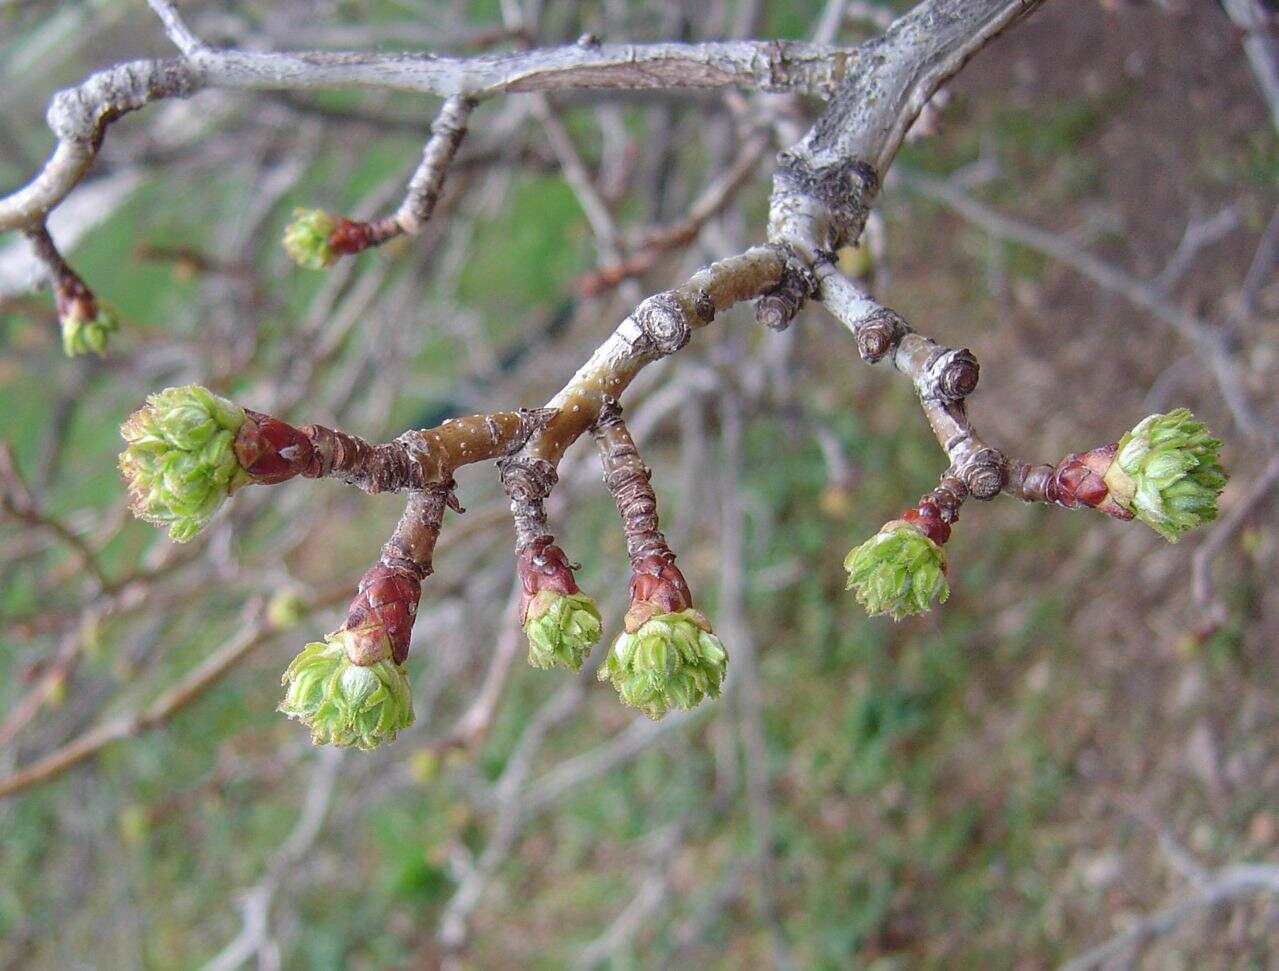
left=770, top=0, right=1046, bottom=257
left=794, top=0, right=1043, bottom=174
left=0, top=40, right=848, bottom=232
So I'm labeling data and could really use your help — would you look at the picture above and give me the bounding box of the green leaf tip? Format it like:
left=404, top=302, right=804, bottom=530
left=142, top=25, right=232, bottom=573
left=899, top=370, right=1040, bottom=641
left=523, top=590, right=603, bottom=671
left=844, top=520, right=949, bottom=620
left=60, top=302, right=118, bottom=357
left=282, top=208, right=338, bottom=270
left=598, top=609, right=727, bottom=720
left=1104, top=408, right=1228, bottom=542
left=279, top=637, right=414, bottom=750
left=118, top=384, right=249, bottom=542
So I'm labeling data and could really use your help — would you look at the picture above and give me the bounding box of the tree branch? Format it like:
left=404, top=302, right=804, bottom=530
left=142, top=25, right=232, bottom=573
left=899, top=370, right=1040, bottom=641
left=1061, top=864, right=1279, bottom=971
left=0, top=40, right=849, bottom=233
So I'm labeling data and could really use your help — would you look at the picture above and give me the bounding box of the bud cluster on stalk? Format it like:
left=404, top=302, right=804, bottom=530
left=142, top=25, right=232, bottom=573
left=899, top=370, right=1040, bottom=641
left=283, top=208, right=389, bottom=270
left=1104, top=409, right=1227, bottom=541
left=282, top=209, right=340, bottom=270
left=278, top=637, right=414, bottom=749
left=57, top=288, right=117, bottom=357
left=598, top=555, right=728, bottom=720
left=279, top=562, right=423, bottom=749
left=517, top=538, right=603, bottom=671
left=845, top=519, right=949, bottom=621
left=1044, top=409, right=1227, bottom=542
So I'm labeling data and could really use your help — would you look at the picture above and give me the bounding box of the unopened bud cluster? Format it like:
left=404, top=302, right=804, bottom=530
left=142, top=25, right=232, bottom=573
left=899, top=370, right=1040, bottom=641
left=1104, top=409, right=1227, bottom=542
left=282, top=209, right=340, bottom=270
left=283, top=209, right=393, bottom=270
left=845, top=519, right=949, bottom=620
left=58, top=293, right=117, bottom=357
left=524, top=590, right=603, bottom=671
left=599, top=607, right=727, bottom=719
left=278, top=637, right=414, bottom=749
left=516, top=539, right=603, bottom=671
left=118, top=385, right=249, bottom=541
left=596, top=555, right=727, bottom=719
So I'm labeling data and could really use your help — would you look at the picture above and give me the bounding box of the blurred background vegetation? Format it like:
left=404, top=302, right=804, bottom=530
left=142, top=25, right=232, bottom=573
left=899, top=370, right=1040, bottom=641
left=1, top=0, right=1276, bottom=967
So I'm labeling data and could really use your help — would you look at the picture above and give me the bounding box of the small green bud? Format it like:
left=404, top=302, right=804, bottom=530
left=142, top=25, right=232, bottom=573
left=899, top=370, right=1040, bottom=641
left=844, top=520, right=949, bottom=620
left=60, top=302, right=118, bottom=358
left=598, top=609, right=727, bottom=719
left=1103, top=409, right=1228, bottom=542
left=118, top=384, right=250, bottom=542
left=278, top=637, right=414, bottom=750
left=282, top=208, right=338, bottom=270
left=523, top=590, right=603, bottom=671
left=267, top=589, right=309, bottom=629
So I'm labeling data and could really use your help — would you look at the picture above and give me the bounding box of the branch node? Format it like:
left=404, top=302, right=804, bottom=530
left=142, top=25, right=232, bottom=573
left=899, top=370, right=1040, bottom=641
left=927, top=347, right=980, bottom=402
left=754, top=244, right=818, bottom=331
left=855, top=306, right=908, bottom=362
left=633, top=292, right=692, bottom=356
left=499, top=455, right=560, bottom=502
left=958, top=449, right=1006, bottom=500
left=768, top=152, right=879, bottom=255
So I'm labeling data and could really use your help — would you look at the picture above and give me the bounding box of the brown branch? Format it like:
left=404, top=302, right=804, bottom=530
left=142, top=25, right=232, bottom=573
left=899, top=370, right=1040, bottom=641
left=0, top=41, right=849, bottom=233
left=816, top=265, right=1004, bottom=501
left=1191, top=452, right=1279, bottom=623
left=512, top=247, right=784, bottom=473
left=133, top=241, right=256, bottom=281
left=577, top=131, right=771, bottom=297
left=591, top=398, right=671, bottom=565
left=230, top=407, right=555, bottom=494
left=0, top=628, right=81, bottom=752
left=19, top=223, right=105, bottom=350
left=0, top=596, right=316, bottom=801
left=308, top=95, right=477, bottom=260
left=1061, top=864, right=1279, bottom=971
left=426, top=579, right=523, bottom=755
left=819, top=270, right=1141, bottom=526
left=0, top=440, right=110, bottom=589
left=0, top=496, right=515, bottom=800
left=894, top=168, right=1272, bottom=444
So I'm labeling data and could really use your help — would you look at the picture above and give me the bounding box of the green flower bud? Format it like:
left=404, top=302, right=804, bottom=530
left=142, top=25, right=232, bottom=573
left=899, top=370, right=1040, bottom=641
left=118, top=384, right=250, bottom=542
left=282, top=208, right=338, bottom=270
left=60, top=302, right=118, bottom=358
left=844, top=520, right=949, bottom=620
left=278, top=637, right=414, bottom=750
left=267, top=589, right=309, bottom=629
left=523, top=590, right=602, bottom=671
left=598, top=609, right=727, bottom=720
left=1103, top=409, right=1227, bottom=542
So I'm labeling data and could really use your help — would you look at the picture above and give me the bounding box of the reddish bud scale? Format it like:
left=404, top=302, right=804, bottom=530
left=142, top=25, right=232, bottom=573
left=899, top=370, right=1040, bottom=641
left=902, top=502, right=951, bottom=546
left=341, top=562, right=422, bottom=665
left=233, top=412, right=316, bottom=485
left=327, top=219, right=381, bottom=257
left=623, top=555, right=697, bottom=633
left=1045, top=443, right=1133, bottom=520
left=628, top=554, right=694, bottom=614
left=54, top=276, right=96, bottom=321
left=516, top=537, right=581, bottom=623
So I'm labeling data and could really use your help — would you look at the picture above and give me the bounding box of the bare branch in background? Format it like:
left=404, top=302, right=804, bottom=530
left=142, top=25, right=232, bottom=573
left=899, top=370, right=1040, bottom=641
left=1062, top=864, right=1279, bottom=971
left=202, top=748, right=344, bottom=971
left=894, top=169, right=1272, bottom=444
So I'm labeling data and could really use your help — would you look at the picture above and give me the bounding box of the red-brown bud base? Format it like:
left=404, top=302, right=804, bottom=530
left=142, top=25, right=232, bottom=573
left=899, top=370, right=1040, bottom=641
left=1045, top=444, right=1132, bottom=520
left=233, top=411, right=316, bottom=486
left=624, top=554, right=695, bottom=632
left=328, top=217, right=402, bottom=258
left=516, top=537, right=582, bottom=625
left=336, top=562, right=423, bottom=666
